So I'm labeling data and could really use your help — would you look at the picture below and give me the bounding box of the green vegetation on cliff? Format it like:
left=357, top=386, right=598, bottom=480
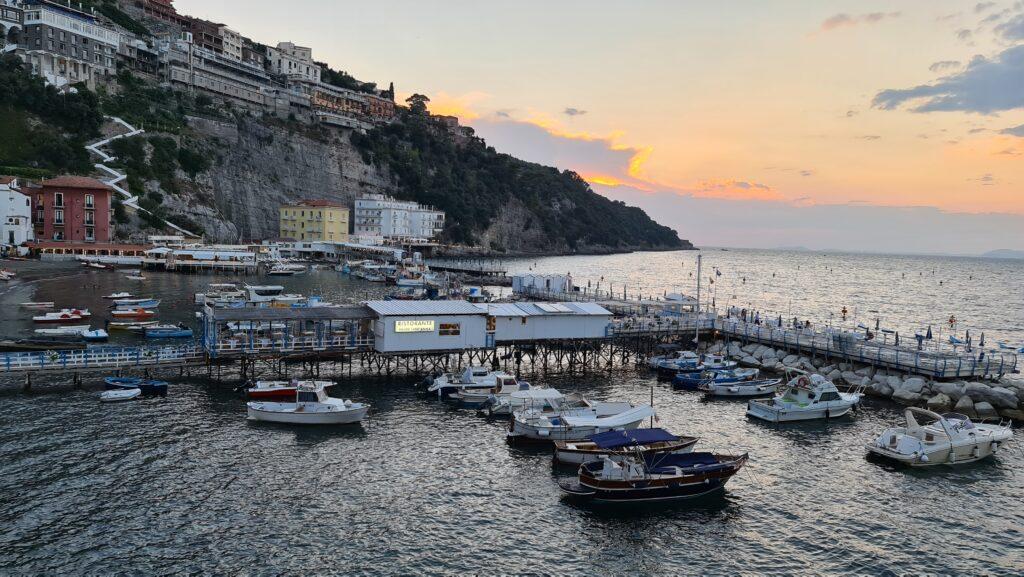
left=350, top=110, right=685, bottom=251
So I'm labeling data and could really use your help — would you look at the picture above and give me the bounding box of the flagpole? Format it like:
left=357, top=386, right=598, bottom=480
left=694, top=253, right=702, bottom=345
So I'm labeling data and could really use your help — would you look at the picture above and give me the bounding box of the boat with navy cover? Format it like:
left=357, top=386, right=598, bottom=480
left=673, top=367, right=759, bottom=390
left=143, top=324, right=193, bottom=338
left=657, top=353, right=736, bottom=378
left=865, top=407, right=1013, bottom=466
left=553, top=428, right=699, bottom=465
left=559, top=451, right=748, bottom=503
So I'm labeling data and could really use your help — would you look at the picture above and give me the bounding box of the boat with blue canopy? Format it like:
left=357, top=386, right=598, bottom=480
left=553, top=428, right=699, bottom=465
left=673, top=367, right=758, bottom=390
left=144, top=324, right=194, bottom=339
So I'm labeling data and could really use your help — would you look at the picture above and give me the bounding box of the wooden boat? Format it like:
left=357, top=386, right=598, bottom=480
left=110, top=308, right=156, bottom=319
left=246, top=381, right=369, bottom=425
left=19, top=302, right=54, bottom=309
left=100, top=388, right=141, bottom=403
left=103, top=292, right=133, bottom=299
left=33, top=325, right=89, bottom=336
left=32, top=309, right=90, bottom=323
left=559, top=452, right=748, bottom=503
left=553, top=428, right=699, bottom=466
left=106, top=320, right=159, bottom=332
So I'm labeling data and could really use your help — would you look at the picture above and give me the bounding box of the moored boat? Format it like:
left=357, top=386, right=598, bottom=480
left=81, top=329, right=109, bottom=342
left=747, top=373, right=863, bottom=422
left=110, top=308, right=156, bottom=319
left=112, top=298, right=160, bottom=308
left=673, top=367, right=759, bottom=390
left=0, top=338, right=86, bottom=351
left=100, top=388, right=141, bottom=402
left=452, top=376, right=531, bottom=407
left=106, top=320, right=160, bottom=332
left=34, top=325, right=90, bottom=336
left=104, top=377, right=143, bottom=390
left=143, top=324, right=193, bottom=338
left=19, top=302, right=54, bottom=309
left=103, top=292, right=133, bottom=299
left=865, top=408, right=1013, bottom=466
left=246, top=381, right=369, bottom=425
left=559, top=452, right=748, bottom=503
left=242, top=380, right=299, bottom=401
left=32, top=309, right=91, bottom=323
left=509, top=404, right=656, bottom=444
left=553, top=428, right=699, bottom=466
left=700, top=378, right=783, bottom=398
left=426, top=367, right=514, bottom=399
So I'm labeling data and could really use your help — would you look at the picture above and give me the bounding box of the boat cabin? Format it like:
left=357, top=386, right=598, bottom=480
left=779, top=375, right=843, bottom=405
left=296, top=382, right=330, bottom=404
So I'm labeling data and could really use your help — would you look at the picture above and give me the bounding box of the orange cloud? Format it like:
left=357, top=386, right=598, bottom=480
left=689, top=179, right=783, bottom=201
left=394, top=90, right=490, bottom=121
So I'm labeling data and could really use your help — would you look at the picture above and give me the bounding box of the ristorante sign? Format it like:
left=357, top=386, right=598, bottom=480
left=394, top=320, right=435, bottom=333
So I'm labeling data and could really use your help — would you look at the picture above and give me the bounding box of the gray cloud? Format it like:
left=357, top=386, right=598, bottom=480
left=860, top=135, right=882, bottom=140
left=1001, top=123, right=1024, bottom=136
left=563, top=107, right=587, bottom=117
left=956, top=28, right=974, bottom=41
left=995, top=13, right=1024, bottom=39
left=845, top=109, right=858, bottom=117
left=975, top=2, right=997, bottom=13
left=800, top=170, right=815, bottom=177
left=872, top=45, right=1024, bottom=113
left=928, top=60, right=961, bottom=72
left=968, top=127, right=988, bottom=133
left=996, top=147, right=1021, bottom=155
left=819, top=11, right=900, bottom=31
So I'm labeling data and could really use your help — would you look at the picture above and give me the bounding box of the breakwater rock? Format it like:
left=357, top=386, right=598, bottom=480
left=705, top=340, right=1024, bottom=421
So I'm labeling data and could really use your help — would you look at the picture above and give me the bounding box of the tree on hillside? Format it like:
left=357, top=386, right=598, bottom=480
left=405, top=93, right=430, bottom=115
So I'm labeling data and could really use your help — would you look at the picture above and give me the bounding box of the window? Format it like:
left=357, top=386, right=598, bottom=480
left=85, top=227, right=94, bottom=241
left=53, top=209, right=64, bottom=224
left=85, top=194, right=94, bottom=208
left=439, top=323, right=461, bottom=336
left=84, top=210, right=94, bottom=225
left=521, top=317, right=527, bottom=325
left=35, top=209, right=44, bottom=223
left=54, top=192, right=63, bottom=207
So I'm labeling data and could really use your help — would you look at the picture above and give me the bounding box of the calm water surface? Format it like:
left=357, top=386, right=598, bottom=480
left=0, top=250, right=1022, bottom=575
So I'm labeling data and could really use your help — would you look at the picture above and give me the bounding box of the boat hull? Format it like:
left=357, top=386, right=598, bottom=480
left=509, top=419, right=646, bottom=444
left=747, top=402, right=855, bottom=422
left=865, top=436, right=1010, bottom=467
left=553, top=438, right=698, bottom=465
left=247, top=403, right=368, bottom=425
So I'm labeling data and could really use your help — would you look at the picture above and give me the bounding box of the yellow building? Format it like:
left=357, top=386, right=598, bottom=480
left=279, top=200, right=350, bottom=242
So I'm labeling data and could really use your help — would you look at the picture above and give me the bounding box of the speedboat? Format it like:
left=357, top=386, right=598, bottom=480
left=647, top=349, right=698, bottom=369
left=33, top=309, right=91, bottom=323
left=553, top=428, right=699, bottom=466
left=242, top=380, right=299, bottom=401
left=508, top=404, right=656, bottom=444
left=110, top=308, right=156, bottom=319
left=559, top=452, right=748, bottom=503
left=194, top=284, right=246, bottom=306
left=247, top=381, right=369, bottom=425
left=701, top=378, right=782, bottom=398
left=267, top=263, right=306, bottom=276
left=452, top=376, right=531, bottom=407
left=143, top=324, right=193, bottom=338
left=657, top=353, right=736, bottom=378
left=482, top=388, right=569, bottom=417
left=34, top=325, right=89, bottom=336
left=103, top=292, right=133, bottom=299
left=244, top=284, right=303, bottom=304
left=425, top=367, right=515, bottom=399
left=865, top=408, right=1013, bottom=466
left=113, top=298, right=160, bottom=308
left=747, top=373, right=863, bottom=422
left=100, top=388, right=141, bottom=402
left=81, top=329, right=109, bottom=342
left=673, top=367, right=759, bottom=390
left=19, top=302, right=54, bottom=309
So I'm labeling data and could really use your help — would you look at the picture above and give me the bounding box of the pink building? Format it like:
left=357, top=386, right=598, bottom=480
left=32, top=176, right=113, bottom=242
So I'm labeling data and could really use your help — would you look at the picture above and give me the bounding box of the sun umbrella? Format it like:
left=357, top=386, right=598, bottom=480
left=979, top=332, right=985, bottom=348
left=895, top=332, right=900, bottom=346
left=926, top=325, right=933, bottom=340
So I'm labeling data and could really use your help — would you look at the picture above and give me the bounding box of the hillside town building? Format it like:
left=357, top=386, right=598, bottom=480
left=31, top=176, right=113, bottom=243
left=17, top=0, right=119, bottom=89
left=0, top=177, right=33, bottom=252
left=279, top=200, right=350, bottom=243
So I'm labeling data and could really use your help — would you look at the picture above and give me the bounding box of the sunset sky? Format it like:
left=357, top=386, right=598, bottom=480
left=178, top=0, right=1024, bottom=253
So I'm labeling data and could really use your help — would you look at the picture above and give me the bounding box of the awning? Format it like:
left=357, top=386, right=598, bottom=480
left=588, top=428, right=679, bottom=449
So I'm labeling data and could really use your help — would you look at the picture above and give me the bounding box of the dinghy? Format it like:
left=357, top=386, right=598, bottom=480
left=107, top=321, right=159, bottom=332
left=34, top=325, right=89, bottom=336
left=673, top=367, right=759, bottom=390
left=242, top=380, right=299, bottom=401
left=103, top=292, right=133, bottom=299
left=700, top=378, right=783, bottom=398
left=110, top=308, right=156, bottom=319
left=100, top=388, right=141, bottom=402
left=113, top=298, right=160, bottom=308
left=143, top=324, right=193, bottom=338
left=19, top=302, right=54, bottom=309
left=104, top=377, right=143, bottom=390
left=81, top=329, right=109, bottom=342
left=247, top=381, right=369, bottom=425
left=33, top=309, right=90, bottom=323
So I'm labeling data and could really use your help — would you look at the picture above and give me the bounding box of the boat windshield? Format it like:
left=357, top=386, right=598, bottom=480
left=942, top=413, right=975, bottom=429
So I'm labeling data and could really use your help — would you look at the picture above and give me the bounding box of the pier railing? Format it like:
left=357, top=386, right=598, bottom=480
left=210, top=334, right=375, bottom=357
left=609, top=315, right=715, bottom=336
left=715, top=319, right=1018, bottom=379
left=0, top=345, right=204, bottom=374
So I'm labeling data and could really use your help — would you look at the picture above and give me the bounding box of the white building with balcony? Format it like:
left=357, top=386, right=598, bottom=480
left=0, top=177, right=33, bottom=253
left=18, top=0, right=119, bottom=89
left=353, top=194, right=445, bottom=244
left=267, top=41, right=320, bottom=85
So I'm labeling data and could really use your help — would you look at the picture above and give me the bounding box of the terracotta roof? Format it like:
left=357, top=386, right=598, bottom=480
left=288, top=199, right=346, bottom=208
left=39, top=176, right=112, bottom=190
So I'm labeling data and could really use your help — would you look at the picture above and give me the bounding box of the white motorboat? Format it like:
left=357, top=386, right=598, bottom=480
left=267, top=262, right=306, bottom=276
left=194, top=284, right=246, bottom=305
left=243, top=284, right=304, bottom=304
left=453, top=377, right=532, bottom=406
left=19, top=302, right=54, bottom=309
left=865, top=408, right=1013, bottom=466
left=484, top=388, right=569, bottom=417
left=700, top=378, right=783, bottom=398
left=647, top=349, right=698, bottom=369
left=247, top=381, right=369, bottom=425
left=0, top=270, right=15, bottom=281
left=81, top=329, right=109, bottom=342
left=508, top=404, right=656, bottom=443
left=34, top=325, right=90, bottom=336
left=747, top=373, right=863, bottom=422
left=100, top=388, right=141, bottom=403
left=426, top=367, right=514, bottom=399
left=103, top=292, right=133, bottom=299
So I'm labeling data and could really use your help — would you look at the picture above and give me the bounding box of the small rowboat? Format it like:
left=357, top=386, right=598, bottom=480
left=143, top=324, right=193, bottom=338
left=553, top=428, right=699, bottom=466
left=103, top=292, right=133, bottom=299
left=107, top=321, right=159, bottom=332
left=100, top=388, right=141, bottom=403
left=113, top=298, right=160, bottom=308
left=103, top=377, right=167, bottom=397
left=104, top=377, right=142, bottom=390
left=86, top=263, right=109, bottom=270
left=19, top=302, right=54, bottom=309
left=110, top=308, right=156, bottom=319
left=125, top=275, right=146, bottom=281
left=33, top=309, right=91, bottom=323
left=34, top=325, right=89, bottom=336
